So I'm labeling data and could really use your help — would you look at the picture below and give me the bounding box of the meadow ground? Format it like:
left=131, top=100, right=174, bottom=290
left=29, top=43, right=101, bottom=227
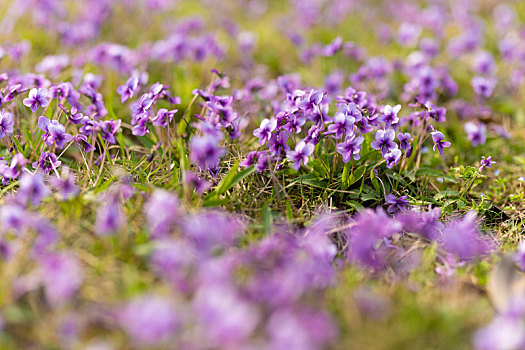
left=0, top=0, right=523, bottom=349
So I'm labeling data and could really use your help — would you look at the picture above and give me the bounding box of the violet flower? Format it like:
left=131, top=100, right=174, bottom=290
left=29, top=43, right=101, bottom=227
left=385, top=194, right=409, bottom=214
left=286, top=141, right=314, bottom=170
left=464, top=122, right=487, bottom=147
left=33, top=152, right=61, bottom=174
left=253, top=118, right=277, bottom=145
left=23, top=88, right=49, bottom=112
left=371, top=129, right=397, bottom=156
left=431, top=131, right=451, bottom=154
left=384, top=148, right=402, bottom=168
left=480, top=156, right=495, bottom=169
left=326, top=111, right=354, bottom=138
left=117, top=76, right=139, bottom=103
left=120, top=295, right=179, bottom=346
left=0, top=111, right=14, bottom=139
left=17, top=172, right=50, bottom=207
left=40, top=251, right=83, bottom=307
left=471, top=76, right=496, bottom=98
left=190, top=135, right=225, bottom=170
left=336, top=133, right=364, bottom=162
left=144, top=189, right=180, bottom=238
left=380, top=104, right=401, bottom=128
left=38, top=116, right=73, bottom=149
left=397, top=132, right=411, bottom=151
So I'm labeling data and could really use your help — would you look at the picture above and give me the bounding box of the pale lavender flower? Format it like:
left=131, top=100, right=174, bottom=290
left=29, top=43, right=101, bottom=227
left=384, top=148, right=402, bottom=168
left=117, top=76, right=139, bottom=103
left=441, top=211, right=492, bottom=261
left=0, top=111, right=14, bottom=139
left=17, top=172, right=50, bottom=207
left=326, top=111, right=354, bottom=138
left=471, top=76, right=496, bottom=98
left=380, top=104, right=401, bottom=128
left=120, top=295, right=179, bottom=346
left=23, top=88, right=49, bottom=112
left=336, top=133, right=364, bottom=162
left=473, top=315, right=525, bottom=350
left=253, top=118, right=277, bottom=145
left=464, top=122, right=487, bottom=147
left=95, top=199, right=124, bottom=236
left=40, top=251, right=83, bottom=307
left=286, top=141, right=314, bottom=170
left=371, top=129, right=397, bottom=156
left=38, top=116, right=73, bottom=149
left=144, top=189, right=180, bottom=238
left=194, top=285, right=259, bottom=347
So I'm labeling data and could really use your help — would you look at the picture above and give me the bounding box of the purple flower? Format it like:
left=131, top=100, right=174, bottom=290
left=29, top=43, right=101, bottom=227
left=348, top=208, right=402, bottom=269
left=99, top=119, right=121, bottom=144
left=286, top=141, right=315, bottom=170
left=38, top=116, right=73, bottom=149
left=1, top=153, right=27, bottom=179
left=190, top=135, right=225, bottom=170
left=473, top=315, right=525, bottom=350
left=253, top=118, right=277, bottom=145
left=380, top=104, right=401, bottom=128
left=514, top=241, right=525, bottom=272
left=384, top=148, right=402, bottom=168
left=33, top=152, right=61, bottom=174
left=298, top=90, right=325, bottom=116
left=117, top=76, right=139, bottom=103
left=95, top=199, right=124, bottom=236
left=184, top=171, right=211, bottom=194
left=0, top=204, right=28, bottom=233
left=336, top=133, right=364, bottom=162
left=17, top=172, right=50, bottom=207
left=144, top=189, right=180, bottom=238
left=268, top=131, right=290, bottom=156
left=120, top=295, right=179, bottom=346
left=431, top=131, right=451, bottom=154
left=326, top=111, right=354, bottom=138
left=480, top=156, right=495, bottom=169
left=152, top=108, right=177, bottom=128
left=441, top=211, right=492, bottom=261
left=371, top=129, right=397, bottom=156
left=0, top=111, right=14, bottom=139
left=471, top=76, right=496, bottom=98
left=49, top=167, right=79, bottom=200
left=40, top=251, right=83, bottom=307
left=23, top=88, right=49, bottom=112
left=385, top=194, right=409, bottom=214
left=182, top=211, right=243, bottom=252
left=397, top=132, right=411, bottom=151
left=194, top=285, right=259, bottom=347
left=398, top=207, right=443, bottom=241
left=266, top=308, right=336, bottom=350
left=73, top=134, right=95, bottom=153
left=464, top=122, right=487, bottom=147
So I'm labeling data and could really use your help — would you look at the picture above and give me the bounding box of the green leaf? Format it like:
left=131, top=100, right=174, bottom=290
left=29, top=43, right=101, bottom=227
left=370, top=169, right=381, bottom=195
left=215, top=164, right=255, bottom=195
left=416, top=167, right=445, bottom=178
left=349, top=165, right=366, bottom=186
left=262, top=203, right=273, bottom=234
left=346, top=200, right=364, bottom=211
left=309, top=159, right=329, bottom=179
